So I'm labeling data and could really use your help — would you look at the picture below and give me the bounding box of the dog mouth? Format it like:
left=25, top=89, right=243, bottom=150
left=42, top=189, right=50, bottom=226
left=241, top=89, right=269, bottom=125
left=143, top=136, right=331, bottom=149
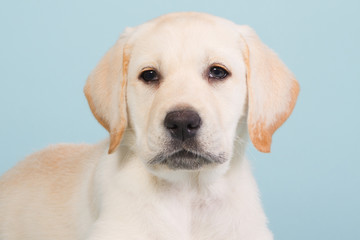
left=148, top=149, right=226, bottom=170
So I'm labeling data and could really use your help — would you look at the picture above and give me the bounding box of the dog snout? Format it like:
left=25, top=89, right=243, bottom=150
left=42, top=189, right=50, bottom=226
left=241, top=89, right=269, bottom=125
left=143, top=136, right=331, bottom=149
left=164, top=110, right=201, bottom=141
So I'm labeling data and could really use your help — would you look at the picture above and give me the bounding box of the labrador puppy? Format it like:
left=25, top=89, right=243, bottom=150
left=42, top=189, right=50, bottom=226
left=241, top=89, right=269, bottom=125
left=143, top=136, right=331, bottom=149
left=0, top=12, right=299, bottom=240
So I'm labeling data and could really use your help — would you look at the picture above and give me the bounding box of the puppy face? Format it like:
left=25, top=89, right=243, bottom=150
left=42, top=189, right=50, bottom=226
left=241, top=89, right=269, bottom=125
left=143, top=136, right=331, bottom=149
left=126, top=17, right=247, bottom=173
left=84, top=13, right=299, bottom=180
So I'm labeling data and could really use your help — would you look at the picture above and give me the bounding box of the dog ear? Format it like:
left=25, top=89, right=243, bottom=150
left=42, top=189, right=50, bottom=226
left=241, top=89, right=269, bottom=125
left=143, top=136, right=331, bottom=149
left=84, top=31, right=132, bottom=154
left=239, top=26, right=300, bottom=153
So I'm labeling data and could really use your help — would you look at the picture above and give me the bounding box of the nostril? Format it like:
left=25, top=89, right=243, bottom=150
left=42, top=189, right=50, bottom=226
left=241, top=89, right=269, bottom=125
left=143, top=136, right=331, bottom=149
left=166, top=123, right=178, bottom=130
left=187, top=123, right=200, bottom=130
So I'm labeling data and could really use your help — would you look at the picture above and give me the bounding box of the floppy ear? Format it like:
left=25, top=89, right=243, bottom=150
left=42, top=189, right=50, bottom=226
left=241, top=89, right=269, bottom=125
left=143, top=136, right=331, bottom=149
left=84, top=31, right=132, bottom=154
left=239, top=26, right=300, bottom=153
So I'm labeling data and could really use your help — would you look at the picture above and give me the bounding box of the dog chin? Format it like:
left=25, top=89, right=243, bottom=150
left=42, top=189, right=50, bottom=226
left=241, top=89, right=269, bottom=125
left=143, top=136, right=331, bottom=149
left=148, top=149, right=227, bottom=170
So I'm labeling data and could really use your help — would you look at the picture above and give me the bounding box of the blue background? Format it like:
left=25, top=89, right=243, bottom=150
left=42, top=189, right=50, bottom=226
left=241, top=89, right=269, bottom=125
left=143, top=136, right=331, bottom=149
left=0, top=0, right=359, bottom=239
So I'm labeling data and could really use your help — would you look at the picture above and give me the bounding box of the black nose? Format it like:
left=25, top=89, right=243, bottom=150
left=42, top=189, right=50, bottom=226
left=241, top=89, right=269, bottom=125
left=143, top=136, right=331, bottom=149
left=164, top=110, right=201, bottom=141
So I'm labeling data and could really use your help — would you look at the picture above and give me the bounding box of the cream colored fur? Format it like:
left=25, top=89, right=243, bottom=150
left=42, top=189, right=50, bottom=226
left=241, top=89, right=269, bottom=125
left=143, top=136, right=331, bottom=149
left=0, top=12, right=299, bottom=240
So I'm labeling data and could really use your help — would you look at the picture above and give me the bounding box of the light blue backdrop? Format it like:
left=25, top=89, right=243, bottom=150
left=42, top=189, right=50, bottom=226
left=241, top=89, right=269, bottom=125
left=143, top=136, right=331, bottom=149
left=0, top=0, right=359, bottom=239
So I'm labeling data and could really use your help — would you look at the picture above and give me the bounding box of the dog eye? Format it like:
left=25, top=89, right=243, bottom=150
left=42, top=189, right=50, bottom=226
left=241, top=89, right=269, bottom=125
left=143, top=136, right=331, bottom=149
left=140, top=69, right=159, bottom=83
left=209, top=66, right=228, bottom=80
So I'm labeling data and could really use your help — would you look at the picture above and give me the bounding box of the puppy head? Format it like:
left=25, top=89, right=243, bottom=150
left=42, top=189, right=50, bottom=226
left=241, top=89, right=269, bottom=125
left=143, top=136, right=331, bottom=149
left=84, top=13, right=299, bottom=177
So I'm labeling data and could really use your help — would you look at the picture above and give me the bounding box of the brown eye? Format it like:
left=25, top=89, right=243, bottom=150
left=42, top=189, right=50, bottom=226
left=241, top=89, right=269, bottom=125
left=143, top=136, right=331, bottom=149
left=140, top=70, right=159, bottom=82
left=209, top=66, right=228, bottom=80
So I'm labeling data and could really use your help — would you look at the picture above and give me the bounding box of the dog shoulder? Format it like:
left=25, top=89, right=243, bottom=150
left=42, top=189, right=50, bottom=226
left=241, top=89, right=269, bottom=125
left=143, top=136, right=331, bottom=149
left=0, top=143, right=100, bottom=239
left=0, top=143, right=99, bottom=197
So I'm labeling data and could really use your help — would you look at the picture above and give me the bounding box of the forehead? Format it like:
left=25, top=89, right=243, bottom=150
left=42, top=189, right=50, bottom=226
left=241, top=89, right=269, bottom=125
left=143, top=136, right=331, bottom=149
left=128, top=14, right=242, bottom=67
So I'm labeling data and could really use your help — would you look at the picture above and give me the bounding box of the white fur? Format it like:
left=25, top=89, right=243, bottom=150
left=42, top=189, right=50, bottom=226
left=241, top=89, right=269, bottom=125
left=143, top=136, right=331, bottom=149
left=0, top=12, right=299, bottom=240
